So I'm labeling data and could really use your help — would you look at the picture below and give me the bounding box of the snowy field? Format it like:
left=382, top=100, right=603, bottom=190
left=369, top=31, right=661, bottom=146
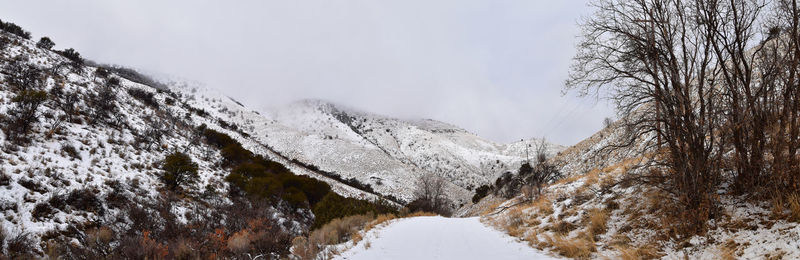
left=335, top=216, right=556, bottom=260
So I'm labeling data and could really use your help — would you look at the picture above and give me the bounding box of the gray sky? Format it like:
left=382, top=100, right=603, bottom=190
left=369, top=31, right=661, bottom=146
left=0, top=0, right=614, bottom=145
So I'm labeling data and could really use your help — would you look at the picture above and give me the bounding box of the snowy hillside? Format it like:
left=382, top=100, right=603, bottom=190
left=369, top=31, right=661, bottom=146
left=253, top=99, right=563, bottom=204
left=478, top=114, right=800, bottom=259
left=0, top=20, right=570, bottom=258
left=0, top=24, right=403, bottom=258
left=167, top=86, right=565, bottom=205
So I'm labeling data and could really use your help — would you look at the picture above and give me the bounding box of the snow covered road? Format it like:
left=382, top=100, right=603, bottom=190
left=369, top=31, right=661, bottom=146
left=335, top=216, right=556, bottom=260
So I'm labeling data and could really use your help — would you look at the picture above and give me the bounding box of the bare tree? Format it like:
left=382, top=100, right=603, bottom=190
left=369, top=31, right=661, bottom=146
left=568, top=0, right=800, bottom=235
left=412, top=172, right=450, bottom=215
left=521, top=139, right=561, bottom=199
left=2, top=56, right=44, bottom=91
left=699, top=0, right=772, bottom=192
left=566, top=0, right=726, bottom=234
left=761, top=0, right=800, bottom=194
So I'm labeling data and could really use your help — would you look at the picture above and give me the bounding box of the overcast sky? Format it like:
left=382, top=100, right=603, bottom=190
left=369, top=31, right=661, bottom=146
left=1, top=0, right=614, bottom=145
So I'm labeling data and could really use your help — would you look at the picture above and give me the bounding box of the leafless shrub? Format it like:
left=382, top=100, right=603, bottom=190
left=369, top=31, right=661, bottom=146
left=0, top=170, right=10, bottom=186
left=520, top=139, right=562, bottom=200
left=410, top=172, right=452, bottom=216
left=61, top=143, right=80, bottom=160
left=7, top=231, right=35, bottom=258
left=0, top=225, right=5, bottom=253
left=563, top=0, right=800, bottom=236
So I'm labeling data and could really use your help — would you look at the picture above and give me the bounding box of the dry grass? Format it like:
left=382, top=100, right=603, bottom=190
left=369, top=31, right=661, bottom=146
left=524, top=228, right=543, bottom=249
left=614, top=244, right=661, bottom=260
left=227, top=230, right=250, bottom=253
left=292, top=214, right=374, bottom=259
left=615, top=245, right=641, bottom=260
left=364, top=213, right=397, bottom=233
left=406, top=211, right=437, bottom=217
left=481, top=200, right=505, bottom=215
left=293, top=211, right=440, bottom=259
left=532, top=197, right=554, bottom=216
left=526, top=217, right=542, bottom=227
left=548, top=234, right=595, bottom=259
left=554, top=173, right=585, bottom=186
left=609, top=233, right=631, bottom=247
left=350, top=231, right=363, bottom=244
left=788, top=193, right=800, bottom=222
left=714, top=239, right=739, bottom=260
left=580, top=169, right=602, bottom=191
left=550, top=220, right=577, bottom=235
left=504, top=207, right=527, bottom=237
left=587, top=208, right=610, bottom=239
left=772, top=194, right=786, bottom=219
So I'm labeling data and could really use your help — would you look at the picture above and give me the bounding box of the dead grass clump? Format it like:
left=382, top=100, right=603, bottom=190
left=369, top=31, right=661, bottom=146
left=481, top=201, right=505, bottom=215
left=772, top=194, right=786, bottom=219
left=554, top=174, right=584, bottom=186
left=714, top=239, right=739, bottom=260
left=405, top=211, right=437, bottom=217
left=364, top=213, right=397, bottom=232
left=788, top=193, right=800, bottom=222
left=507, top=225, right=525, bottom=238
left=291, top=236, right=317, bottom=260
left=292, top=214, right=372, bottom=259
left=550, top=220, right=577, bottom=235
left=312, top=214, right=373, bottom=246
left=227, top=230, right=251, bottom=253
left=526, top=217, right=542, bottom=227
left=587, top=208, right=610, bottom=238
left=560, top=207, right=579, bottom=220
left=505, top=207, right=524, bottom=226
left=616, top=245, right=640, bottom=260
left=599, top=173, right=618, bottom=189
left=609, top=233, right=631, bottom=247
left=350, top=232, right=363, bottom=244
left=524, top=228, right=543, bottom=249
left=533, top=197, right=554, bottom=216
left=580, top=169, right=601, bottom=190
left=615, top=244, right=661, bottom=260
left=723, top=218, right=756, bottom=232
left=605, top=199, right=620, bottom=211
left=550, top=234, right=595, bottom=259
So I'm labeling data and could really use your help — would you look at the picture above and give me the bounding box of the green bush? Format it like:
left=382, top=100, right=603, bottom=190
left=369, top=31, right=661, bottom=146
left=36, top=37, right=54, bottom=50
left=127, top=88, right=159, bottom=108
left=4, top=90, right=48, bottom=143
left=471, top=184, right=491, bottom=203
left=221, top=144, right=252, bottom=166
left=161, top=152, right=199, bottom=190
left=0, top=19, right=31, bottom=39
left=282, top=187, right=309, bottom=207
left=311, top=193, right=397, bottom=229
left=58, top=48, right=83, bottom=65
left=202, top=128, right=238, bottom=149
left=206, top=128, right=340, bottom=210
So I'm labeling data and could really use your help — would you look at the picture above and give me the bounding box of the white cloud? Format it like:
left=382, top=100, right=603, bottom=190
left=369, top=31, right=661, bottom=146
left=0, top=0, right=614, bottom=145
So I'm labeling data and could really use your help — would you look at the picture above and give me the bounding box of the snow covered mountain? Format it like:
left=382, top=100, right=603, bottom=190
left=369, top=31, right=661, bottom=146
left=0, top=21, right=569, bottom=258
left=176, top=91, right=565, bottom=205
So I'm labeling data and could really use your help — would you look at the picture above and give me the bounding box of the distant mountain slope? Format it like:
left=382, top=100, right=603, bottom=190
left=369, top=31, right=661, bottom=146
left=180, top=95, right=565, bottom=205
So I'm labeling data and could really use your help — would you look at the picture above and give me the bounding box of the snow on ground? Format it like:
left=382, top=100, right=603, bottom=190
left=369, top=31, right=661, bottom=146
left=189, top=95, right=566, bottom=204
left=335, top=216, right=557, bottom=260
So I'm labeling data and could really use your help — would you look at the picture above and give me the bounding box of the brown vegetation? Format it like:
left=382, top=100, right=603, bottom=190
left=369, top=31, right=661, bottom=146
left=566, top=0, right=800, bottom=237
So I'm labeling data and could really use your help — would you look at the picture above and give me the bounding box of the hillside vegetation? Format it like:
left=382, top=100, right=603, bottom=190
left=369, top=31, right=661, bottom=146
left=0, top=21, right=399, bottom=259
left=482, top=0, right=800, bottom=259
